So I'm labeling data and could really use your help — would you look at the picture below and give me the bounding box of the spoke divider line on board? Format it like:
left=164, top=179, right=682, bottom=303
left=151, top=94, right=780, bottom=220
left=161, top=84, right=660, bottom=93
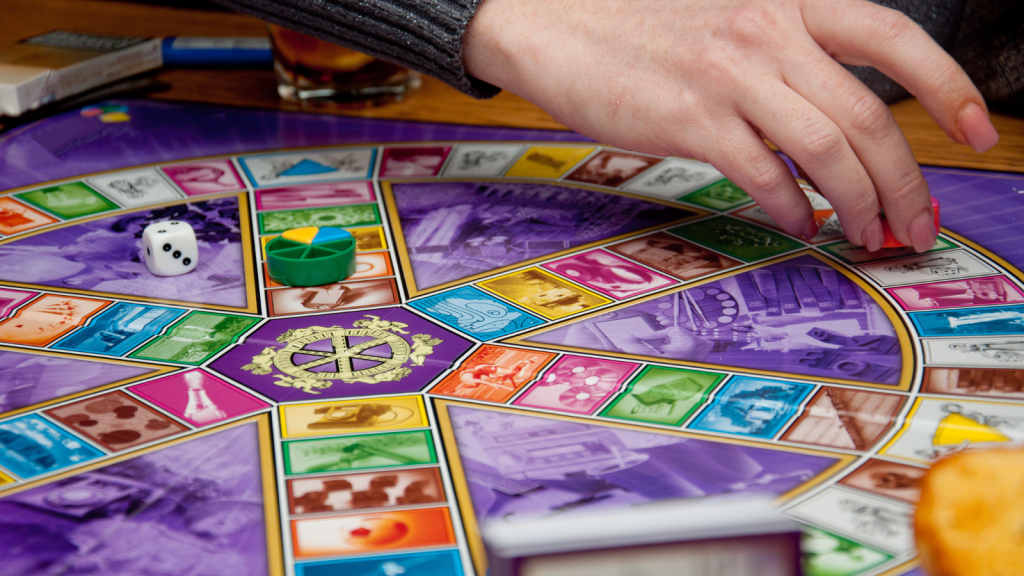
left=371, top=179, right=408, bottom=303
left=423, top=395, right=478, bottom=576
left=269, top=404, right=299, bottom=576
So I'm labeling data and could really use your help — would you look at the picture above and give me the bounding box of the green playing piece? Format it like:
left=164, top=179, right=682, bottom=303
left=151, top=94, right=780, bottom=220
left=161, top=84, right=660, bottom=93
left=265, top=234, right=356, bottom=287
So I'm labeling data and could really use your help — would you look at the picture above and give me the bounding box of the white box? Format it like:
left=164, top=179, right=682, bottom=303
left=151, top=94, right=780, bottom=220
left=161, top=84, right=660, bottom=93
left=0, top=31, right=162, bottom=117
left=483, top=497, right=801, bottom=576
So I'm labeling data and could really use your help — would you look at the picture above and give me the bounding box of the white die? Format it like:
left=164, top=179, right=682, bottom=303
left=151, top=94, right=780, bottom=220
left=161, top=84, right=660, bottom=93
left=142, top=221, right=198, bottom=276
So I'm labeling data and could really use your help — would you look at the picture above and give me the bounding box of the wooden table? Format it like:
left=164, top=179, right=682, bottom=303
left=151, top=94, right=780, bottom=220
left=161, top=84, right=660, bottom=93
left=4, top=0, right=1022, bottom=173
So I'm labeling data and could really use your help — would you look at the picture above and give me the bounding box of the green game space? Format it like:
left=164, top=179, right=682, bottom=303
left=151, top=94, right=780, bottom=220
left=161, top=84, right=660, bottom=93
left=601, top=366, right=725, bottom=426
left=258, top=203, right=381, bottom=234
left=669, top=216, right=804, bottom=262
left=16, top=182, right=119, bottom=219
left=821, top=236, right=957, bottom=265
left=283, top=430, right=438, bottom=475
left=801, top=526, right=893, bottom=576
left=130, top=311, right=259, bottom=365
left=678, top=178, right=752, bottom=211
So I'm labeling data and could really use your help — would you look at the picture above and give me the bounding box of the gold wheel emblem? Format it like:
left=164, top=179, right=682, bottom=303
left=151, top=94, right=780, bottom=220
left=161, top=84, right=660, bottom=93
left=240, top=317, right=442, bottom=394
left=275, top=328, right=410, bottom=381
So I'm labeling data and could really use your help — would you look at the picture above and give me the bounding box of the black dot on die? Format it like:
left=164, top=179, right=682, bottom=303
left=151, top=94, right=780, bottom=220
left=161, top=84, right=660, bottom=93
left=173, top=250, right=181, bottom=259
left=163, top=244, right=171, bottom=252
left=170, top=222, right=179, bottom=225
left=183, top=258, right=191, bottom=266
left=146, top=247, right=151, bottom=256
left=158, top=230, right=166, bottom=234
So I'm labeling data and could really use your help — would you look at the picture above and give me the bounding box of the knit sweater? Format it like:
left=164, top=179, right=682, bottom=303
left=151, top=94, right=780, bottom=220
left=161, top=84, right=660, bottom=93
left=213, top=0, right=1021, bottom=107
left=213, top=0, right=500, bottom=98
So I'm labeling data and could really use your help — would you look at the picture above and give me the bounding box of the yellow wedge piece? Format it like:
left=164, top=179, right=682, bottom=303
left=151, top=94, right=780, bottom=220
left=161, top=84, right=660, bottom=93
left=282, top=226, right=319, bottom=245
left=933, top=413, right=1010, bottom=446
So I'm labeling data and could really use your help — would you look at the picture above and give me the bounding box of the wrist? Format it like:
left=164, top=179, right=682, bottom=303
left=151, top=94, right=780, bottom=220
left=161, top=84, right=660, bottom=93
left=463, top=0, right=523, bottom=89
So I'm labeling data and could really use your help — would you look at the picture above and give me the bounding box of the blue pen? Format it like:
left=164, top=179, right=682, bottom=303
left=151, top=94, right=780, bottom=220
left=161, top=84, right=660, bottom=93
left=161, top=36, right=273, bottom=67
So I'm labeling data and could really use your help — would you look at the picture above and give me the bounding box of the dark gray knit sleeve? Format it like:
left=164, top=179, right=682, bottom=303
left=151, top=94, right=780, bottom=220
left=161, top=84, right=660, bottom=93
left=211, top=0, right=501, bottom=99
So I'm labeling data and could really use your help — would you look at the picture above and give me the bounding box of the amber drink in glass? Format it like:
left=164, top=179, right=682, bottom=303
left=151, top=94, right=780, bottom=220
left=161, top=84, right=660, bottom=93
left=268, top=24, right=420, bottom=105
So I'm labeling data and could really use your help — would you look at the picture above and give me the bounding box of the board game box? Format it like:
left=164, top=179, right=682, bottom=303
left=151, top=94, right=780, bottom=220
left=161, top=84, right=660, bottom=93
left=0, top=31, right=162, bottom=117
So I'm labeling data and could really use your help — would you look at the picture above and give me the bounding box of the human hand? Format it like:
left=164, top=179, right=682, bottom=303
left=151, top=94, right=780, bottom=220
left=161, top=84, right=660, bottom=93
left=463, top=0, right=1000, bottom=252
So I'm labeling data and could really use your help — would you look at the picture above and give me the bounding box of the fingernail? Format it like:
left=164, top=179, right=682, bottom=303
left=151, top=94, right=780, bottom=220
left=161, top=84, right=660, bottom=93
left=958, top=103, right=1000, bottom=153
left=909, top=208, right=939, bottom=253
left=800, top=217, right=819, bottom=241
left=862, top=215, right=885, bottom=253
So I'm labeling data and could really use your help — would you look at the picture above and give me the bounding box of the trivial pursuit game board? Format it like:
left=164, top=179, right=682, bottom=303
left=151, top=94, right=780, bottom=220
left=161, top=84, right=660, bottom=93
left=0, top=100, right=1022, bottom=576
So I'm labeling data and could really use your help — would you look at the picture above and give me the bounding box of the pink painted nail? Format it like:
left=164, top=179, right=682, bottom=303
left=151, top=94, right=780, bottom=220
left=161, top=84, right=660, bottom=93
left=908, top=208, right=939, bottom=253
left=800, top=217, right=819, bottom=241
left=862, top=215, right=885, bottom=253
left=958, top=103, right=1000, bottom=153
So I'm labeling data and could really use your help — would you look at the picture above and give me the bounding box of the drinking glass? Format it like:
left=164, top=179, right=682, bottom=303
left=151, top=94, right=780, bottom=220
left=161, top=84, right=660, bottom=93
left=268, top=24, right=420, bottom=106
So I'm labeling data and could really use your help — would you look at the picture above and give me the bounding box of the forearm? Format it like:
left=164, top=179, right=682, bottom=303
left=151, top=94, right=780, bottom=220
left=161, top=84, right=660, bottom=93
left=212, top=0, right=500, bottom=98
